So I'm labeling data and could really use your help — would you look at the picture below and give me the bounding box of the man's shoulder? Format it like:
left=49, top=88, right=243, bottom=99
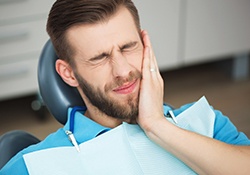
left=22, top=128, right=70, bottom=153
left=213, top=109, right=250, bottom=145
left=166, top=97, right=250, bottom=145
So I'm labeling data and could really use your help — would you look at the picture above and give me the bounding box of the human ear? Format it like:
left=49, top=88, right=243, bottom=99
left=55, top=59, right=79, bottom=87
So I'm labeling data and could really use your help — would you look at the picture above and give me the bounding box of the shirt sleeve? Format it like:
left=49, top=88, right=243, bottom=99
left=213, top=109, right=250, bottom=145
left=172, top=102, right=250, bottom=145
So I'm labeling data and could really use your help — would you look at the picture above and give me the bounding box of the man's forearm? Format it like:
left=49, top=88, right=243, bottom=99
left=144, top=117, right=250, bottom=175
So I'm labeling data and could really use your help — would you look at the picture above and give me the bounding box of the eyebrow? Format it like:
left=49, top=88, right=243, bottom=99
left=119, top=41, right=138, bottom=50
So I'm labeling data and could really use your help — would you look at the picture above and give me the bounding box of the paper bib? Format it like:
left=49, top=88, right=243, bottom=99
left=24, top=96, right=214, bottom=175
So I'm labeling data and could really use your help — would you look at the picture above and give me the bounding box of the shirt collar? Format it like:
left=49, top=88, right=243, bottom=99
left=64, top=104, right=171, bottom=144
left=64, top=107, right=111, bottom=143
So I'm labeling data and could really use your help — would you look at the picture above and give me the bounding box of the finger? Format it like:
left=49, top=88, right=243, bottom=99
left=142, top=32, right=156, bottom=75
left=141, top=30, right=159, bottom=73
left=142, top=45, right=151, bottom=78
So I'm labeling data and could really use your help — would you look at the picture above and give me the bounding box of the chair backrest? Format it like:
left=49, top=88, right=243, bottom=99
left=0, top=40, right=85, bottom=169
left=38, top=40, right=84, bottom=125
left=0, top=130, right=40, bottom=169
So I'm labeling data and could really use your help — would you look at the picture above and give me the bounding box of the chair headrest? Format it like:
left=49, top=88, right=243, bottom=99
left=38, top=40, right=84, bottom=125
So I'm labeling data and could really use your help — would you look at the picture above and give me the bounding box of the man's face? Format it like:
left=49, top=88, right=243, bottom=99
left=67, top=7, right=143, bottom=122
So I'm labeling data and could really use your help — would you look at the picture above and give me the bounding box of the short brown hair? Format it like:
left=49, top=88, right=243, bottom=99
left=46, top=0, right=140, bottom=66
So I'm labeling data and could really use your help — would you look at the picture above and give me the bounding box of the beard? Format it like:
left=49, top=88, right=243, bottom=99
left=74, top=70, right=142, bottom=122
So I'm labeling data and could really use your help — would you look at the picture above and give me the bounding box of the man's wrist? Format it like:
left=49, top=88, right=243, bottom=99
left=140, top=116, right=171, bottom=138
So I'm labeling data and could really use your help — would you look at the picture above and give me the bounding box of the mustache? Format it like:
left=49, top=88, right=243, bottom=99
left=105, top=70, right=142, bottom=92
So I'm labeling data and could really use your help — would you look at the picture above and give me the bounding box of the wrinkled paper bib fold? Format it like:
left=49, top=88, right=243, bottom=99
left=24, top=96, right=215, bottom=175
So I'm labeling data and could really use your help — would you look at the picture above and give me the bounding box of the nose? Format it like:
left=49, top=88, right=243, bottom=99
left=111, top=52, right=133, bottom=78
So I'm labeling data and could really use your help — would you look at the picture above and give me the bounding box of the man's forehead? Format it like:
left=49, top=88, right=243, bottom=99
left=66, top=7, right=140, bottom=59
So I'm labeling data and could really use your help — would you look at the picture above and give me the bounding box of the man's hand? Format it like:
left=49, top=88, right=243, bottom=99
left=137, top=30, right=165, bottom=131
left=137, top=31, right=250, bottom=175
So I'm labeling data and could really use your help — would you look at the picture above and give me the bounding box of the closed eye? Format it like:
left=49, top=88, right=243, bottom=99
left=89, top=52, right=110, bottom=62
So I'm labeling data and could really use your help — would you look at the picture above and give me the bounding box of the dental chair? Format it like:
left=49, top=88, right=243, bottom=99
left=0, top=40, right=84, bottom=169
left=0, top=130, right=40, bottom=169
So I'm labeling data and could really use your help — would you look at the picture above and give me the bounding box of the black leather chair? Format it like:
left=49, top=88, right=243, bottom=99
left=0, top=130, right=40, bottom=169
left=0, top=39, right=85, bottom=169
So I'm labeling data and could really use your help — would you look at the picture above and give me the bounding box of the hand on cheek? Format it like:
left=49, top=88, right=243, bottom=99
left=137, top=30, right=165, bottom=131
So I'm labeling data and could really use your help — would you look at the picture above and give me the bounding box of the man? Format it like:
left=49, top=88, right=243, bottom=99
left=1, top=0, right=250, bottom=174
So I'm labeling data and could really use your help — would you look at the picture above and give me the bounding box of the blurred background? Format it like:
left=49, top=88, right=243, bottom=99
left=0, top=0, right=250, bottom=140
